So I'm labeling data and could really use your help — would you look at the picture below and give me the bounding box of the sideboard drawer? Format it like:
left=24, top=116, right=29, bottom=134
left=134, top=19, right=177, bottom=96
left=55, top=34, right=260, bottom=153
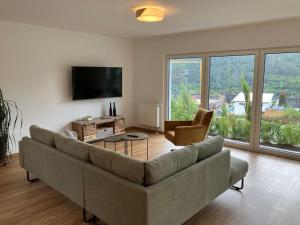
left=96, top=127, right=114, bottom=139
left=83, top=124, right=96, bottom=136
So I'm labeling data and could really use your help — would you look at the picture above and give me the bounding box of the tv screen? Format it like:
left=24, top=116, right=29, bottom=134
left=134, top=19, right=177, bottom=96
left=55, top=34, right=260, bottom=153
left=72, top=66, right=122, bottom=100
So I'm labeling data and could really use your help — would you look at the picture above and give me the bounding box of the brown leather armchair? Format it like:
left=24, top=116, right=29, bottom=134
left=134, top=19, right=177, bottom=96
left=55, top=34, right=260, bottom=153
left=164, top=108, right=214, bottom=146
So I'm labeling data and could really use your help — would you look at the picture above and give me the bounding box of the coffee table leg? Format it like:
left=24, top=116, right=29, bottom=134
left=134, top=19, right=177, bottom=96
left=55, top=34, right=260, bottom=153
left=131, top=141, right=133, bottom=157
left=114, top=142, right=117, bottom=152
left=124, top=140, right=128, bottom=155
left=147, top=138, right=149, bottom=160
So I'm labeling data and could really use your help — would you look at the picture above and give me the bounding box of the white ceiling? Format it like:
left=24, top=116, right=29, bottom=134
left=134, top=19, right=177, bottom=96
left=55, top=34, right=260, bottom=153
left=0, top=0, right=300, bottom=39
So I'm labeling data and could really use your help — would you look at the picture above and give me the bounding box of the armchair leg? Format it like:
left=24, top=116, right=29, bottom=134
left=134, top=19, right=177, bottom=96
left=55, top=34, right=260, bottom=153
left=26, top=171, right=39, bottom=183
left=231, top=178, right=244, bottom=191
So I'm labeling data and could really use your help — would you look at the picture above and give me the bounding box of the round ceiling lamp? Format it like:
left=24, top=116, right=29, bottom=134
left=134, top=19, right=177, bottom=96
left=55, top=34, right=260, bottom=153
left=135, top=7, right=165, bottom=22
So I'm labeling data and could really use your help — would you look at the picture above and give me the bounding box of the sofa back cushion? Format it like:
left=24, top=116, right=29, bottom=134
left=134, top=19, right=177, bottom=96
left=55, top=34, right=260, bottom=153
left=144, top=146, right=198, bottom=186
left=54, top=134, right=90, bottom=162
left=89, top=146, right=145, bottom=185
left=30, top=125, right=57, bottom=147
left=193, top=135, right=224, bottom=161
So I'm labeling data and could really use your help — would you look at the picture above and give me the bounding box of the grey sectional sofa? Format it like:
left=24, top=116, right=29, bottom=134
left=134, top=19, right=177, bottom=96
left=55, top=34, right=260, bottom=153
left=19, top=125, right=248, bottom=225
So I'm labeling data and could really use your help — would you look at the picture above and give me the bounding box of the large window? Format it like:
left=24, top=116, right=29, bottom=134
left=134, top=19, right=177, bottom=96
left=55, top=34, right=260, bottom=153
left=166, top=48, right=300, bottom=158
left=168, top=57, right=203, bottom=120
left=208, top=55, right=255, bottom=143
left=260, top=52, right=300, bottom=153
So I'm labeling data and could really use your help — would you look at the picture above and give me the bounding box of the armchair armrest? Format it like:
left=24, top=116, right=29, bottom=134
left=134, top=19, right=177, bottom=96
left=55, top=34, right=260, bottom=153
left=164, top=120, right=193, bottom=131
left=175, top=124, right=206, bottom=132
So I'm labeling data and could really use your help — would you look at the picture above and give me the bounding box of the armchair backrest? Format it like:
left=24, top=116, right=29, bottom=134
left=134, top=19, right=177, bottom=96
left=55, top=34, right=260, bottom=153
left=192, top=108, right=214, bottom=126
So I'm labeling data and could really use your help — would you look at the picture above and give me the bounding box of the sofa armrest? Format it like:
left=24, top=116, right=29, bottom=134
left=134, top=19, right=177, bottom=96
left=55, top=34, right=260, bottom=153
left=164, top=120, right=193, bottom=131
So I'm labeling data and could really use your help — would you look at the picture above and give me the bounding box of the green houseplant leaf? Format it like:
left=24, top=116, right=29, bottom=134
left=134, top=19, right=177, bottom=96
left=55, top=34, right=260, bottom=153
left=0, top=89, right=22, bottom=165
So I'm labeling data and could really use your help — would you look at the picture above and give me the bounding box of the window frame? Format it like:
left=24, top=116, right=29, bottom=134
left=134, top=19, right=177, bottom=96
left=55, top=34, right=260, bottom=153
left=164, top=53, right=206, bottom=124
left=256, top=47, right=300, bottom=160
left=206, top=50, right=259, bottom=151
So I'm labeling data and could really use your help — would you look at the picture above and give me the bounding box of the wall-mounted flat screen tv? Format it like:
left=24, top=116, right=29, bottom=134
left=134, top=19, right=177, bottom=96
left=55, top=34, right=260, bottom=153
left=72, top=66, right=122, bottom=100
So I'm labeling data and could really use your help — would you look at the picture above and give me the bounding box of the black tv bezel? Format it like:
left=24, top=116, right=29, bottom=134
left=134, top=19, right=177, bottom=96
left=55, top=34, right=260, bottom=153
left=71, top=66, right=122, bottom=100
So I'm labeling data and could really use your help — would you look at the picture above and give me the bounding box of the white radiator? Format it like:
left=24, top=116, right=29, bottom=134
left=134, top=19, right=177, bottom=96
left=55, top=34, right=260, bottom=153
left=138, top=104, right=161, bottom=129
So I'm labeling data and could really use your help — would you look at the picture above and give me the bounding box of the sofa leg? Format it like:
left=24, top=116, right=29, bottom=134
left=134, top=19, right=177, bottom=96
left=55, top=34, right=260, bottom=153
left=231, top=178, right=244, bottom=191
left=83, top=208, right=95, bottom=223
left=83, top=209, right=99, bottom=224
left=26, top=171, right=39, bottom=183
left=92, top=215, right=98, bottom=225
left=83, top=208, right=88, bottom=223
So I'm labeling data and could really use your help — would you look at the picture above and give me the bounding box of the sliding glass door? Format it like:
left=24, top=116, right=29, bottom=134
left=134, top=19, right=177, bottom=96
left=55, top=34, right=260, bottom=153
left=259, top=52, right=300, bottom=153
left=166, top=48, right=300, bottom=158
left=167, top=57, right=203, bottom=120
left=208, top=54, right=256, bottom=144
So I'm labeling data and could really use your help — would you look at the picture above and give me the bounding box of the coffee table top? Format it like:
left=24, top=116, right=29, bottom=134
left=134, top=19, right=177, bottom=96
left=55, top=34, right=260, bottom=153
left=122, top=132, right=149, bottom=141
left=103, top=134, right=125, bottom=142
left=103, top=132, right=149, bottom=142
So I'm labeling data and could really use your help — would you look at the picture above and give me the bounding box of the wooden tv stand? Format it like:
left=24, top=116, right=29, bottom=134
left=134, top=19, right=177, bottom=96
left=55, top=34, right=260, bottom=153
left=72, top=116, right=125, bottom=142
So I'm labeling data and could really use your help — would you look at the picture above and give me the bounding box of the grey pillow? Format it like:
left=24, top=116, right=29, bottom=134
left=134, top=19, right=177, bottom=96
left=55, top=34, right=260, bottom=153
left=89, top=146, right=145, bottom=185
left=30, top=125, right=56, bottom=147
left=63, top=129, right=77, bottom=139
left=144, top=145, right=198, bottom=186
left=54, top=133, right=91, bottom=162
left=193, top=135, right=224, bottom=161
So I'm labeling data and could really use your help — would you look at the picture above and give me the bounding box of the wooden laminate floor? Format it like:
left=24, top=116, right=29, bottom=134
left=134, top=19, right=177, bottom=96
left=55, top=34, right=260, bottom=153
left=0, top=132, right=300, bottom=225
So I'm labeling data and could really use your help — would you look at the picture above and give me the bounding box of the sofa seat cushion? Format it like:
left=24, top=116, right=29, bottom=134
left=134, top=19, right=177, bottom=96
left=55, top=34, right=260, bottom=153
left=192, top=135, right=224, bottom=161
left=30, top=125, right=56, bottom=147
left=144, top=145, right=198, bottom=186
left=54, top=134, right=90, bottom=162
left=89, top=146, right=145, bottom=185
left=230, top=156, right=249, bottom=185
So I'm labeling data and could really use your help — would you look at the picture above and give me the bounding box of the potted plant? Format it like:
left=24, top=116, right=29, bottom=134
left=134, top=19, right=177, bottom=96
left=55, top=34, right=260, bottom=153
left=0, top=89, right=22, bottom=166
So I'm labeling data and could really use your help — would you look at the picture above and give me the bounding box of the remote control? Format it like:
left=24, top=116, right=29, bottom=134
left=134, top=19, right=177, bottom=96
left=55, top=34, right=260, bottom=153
left=127, top=134, right=139, bottom=138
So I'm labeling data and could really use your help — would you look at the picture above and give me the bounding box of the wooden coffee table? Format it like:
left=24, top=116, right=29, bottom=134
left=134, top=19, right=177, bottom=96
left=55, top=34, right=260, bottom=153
left=102, top=132, right=149, bottom=160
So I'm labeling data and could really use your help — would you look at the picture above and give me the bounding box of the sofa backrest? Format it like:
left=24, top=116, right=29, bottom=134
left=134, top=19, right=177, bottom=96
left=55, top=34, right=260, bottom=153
left=27, top=125, right=225, bottom=187
left=192, top=135, right=224, bottom=161
left=143, top=136, right=224, bottom=186
left=89, top=146, right=145, bottom=185
left=54, top=133, right=91, bottom=162
left=30, top=125, right=56, bottom=147
left=144, top=145, right=198, bottom=186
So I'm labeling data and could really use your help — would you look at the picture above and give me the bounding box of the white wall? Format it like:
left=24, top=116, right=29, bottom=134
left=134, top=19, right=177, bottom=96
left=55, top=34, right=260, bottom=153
left=0, top=21, right=133, bottom=151
left=132, top=18, right=300, bottom=129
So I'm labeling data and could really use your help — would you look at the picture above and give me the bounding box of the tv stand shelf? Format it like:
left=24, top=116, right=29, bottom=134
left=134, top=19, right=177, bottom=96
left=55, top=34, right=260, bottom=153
left=72, top=116, right=125, bottom=142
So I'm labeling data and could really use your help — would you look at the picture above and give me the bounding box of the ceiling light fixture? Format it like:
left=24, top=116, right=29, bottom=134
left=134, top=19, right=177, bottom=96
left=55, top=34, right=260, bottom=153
left=135, top=7, right=165, bottom=22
